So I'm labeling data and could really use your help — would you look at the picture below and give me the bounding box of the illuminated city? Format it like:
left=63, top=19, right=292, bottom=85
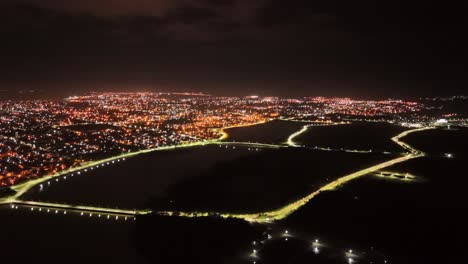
left=2, top=1, right=467, bottom=263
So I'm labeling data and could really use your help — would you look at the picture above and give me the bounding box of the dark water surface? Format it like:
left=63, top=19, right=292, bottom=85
left=21, top=145, right=256, bottom=209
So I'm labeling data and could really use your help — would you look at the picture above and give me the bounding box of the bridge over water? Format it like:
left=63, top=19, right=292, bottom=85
left=8, top=200, right=151, bottom=217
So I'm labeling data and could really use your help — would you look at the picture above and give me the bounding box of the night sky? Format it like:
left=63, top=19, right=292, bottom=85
left=1, top=0, right=466, bottom=98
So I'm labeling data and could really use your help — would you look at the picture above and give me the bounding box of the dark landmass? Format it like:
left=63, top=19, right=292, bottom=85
left=135, top=214, right=262, bottom=264
left=224, top=120, right=305, bottom=144
left=153, top=148, right=391, bottom=213
left=295, top=122, right=408, bottom=153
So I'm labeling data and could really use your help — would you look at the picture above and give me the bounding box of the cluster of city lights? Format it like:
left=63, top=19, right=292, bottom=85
left=0, top=92, right=462, bottom=187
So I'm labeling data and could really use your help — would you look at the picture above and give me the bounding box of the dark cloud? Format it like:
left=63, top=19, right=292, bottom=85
left=0, top=1, right=466, bottom=98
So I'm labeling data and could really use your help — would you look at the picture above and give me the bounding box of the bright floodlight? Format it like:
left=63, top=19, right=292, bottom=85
left=436, top=119, right=448, bottom=124
left=285, top=230, right=288, bottom=234
left=315, top=239, right=319, bottom=243
left=314, top=247, right=319, bottom=254
left=348, top=258, right=354, bottom=264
